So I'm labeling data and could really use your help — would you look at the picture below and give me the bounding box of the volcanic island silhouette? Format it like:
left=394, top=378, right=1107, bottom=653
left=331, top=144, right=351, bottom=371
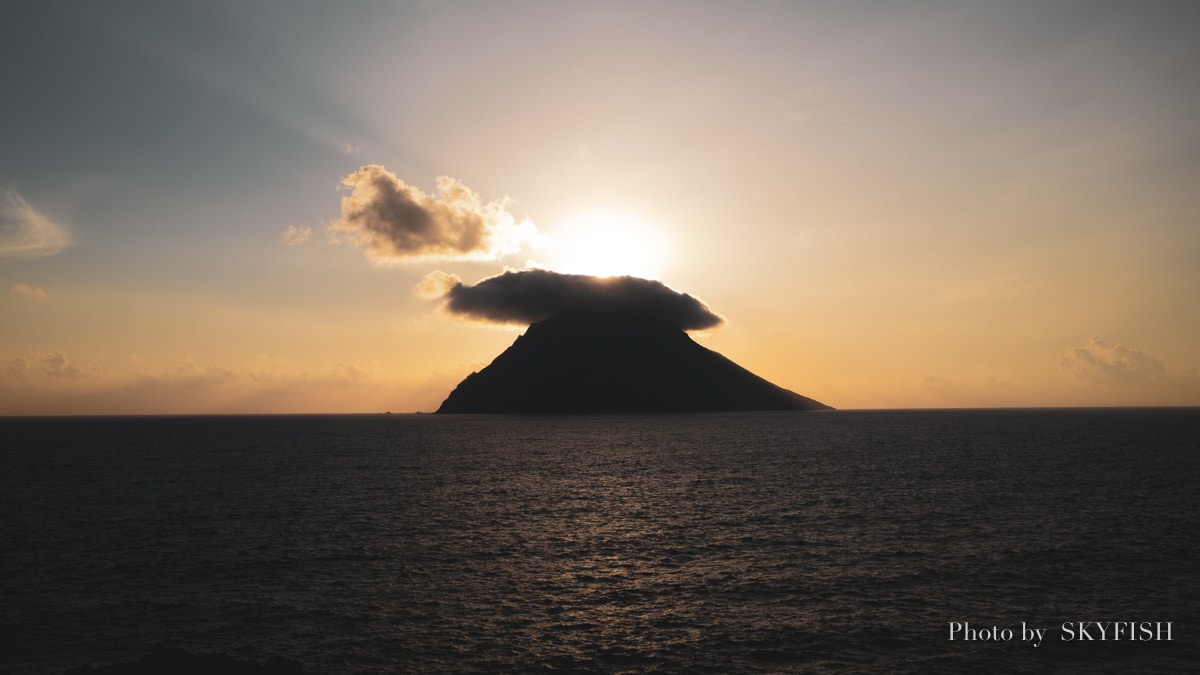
left=431, top=270, right=830, bottom=414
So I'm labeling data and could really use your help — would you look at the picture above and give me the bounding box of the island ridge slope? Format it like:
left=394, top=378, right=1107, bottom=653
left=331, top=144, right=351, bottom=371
left=436, top=311, right=830, bottom=414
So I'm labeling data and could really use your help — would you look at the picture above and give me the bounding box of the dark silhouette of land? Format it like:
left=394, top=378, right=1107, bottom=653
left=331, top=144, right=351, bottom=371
left=436, top=311, right=830, bottom=413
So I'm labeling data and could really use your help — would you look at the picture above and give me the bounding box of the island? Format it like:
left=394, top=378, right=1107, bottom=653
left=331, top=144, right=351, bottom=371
left=435, top=311, right=831, bottom=414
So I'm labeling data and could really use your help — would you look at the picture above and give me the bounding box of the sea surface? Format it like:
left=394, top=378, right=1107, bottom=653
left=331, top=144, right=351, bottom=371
left=2, top=409, right=1198, bottom=674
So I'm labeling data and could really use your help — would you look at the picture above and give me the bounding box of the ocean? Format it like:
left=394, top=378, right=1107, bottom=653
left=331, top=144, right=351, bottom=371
left=2, top=409, right=1197, bottom=673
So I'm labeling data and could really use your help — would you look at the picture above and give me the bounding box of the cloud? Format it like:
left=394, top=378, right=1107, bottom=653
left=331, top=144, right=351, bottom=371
left=0, top=355, right=421, bottom=415
left=415, top=269, right=461, bottom=299
left=3, top=353, right=99, bottom=386
left=916, top=364, right=1016, bottom=406
left=38, top=351, right=90, bottom=379
left=279, top=225, right=312, bottom=246
left=425, top=268, right=724, bottom=331
left=4, top=357, right=28, bottom=379
left=10, top=283, right=47, bottom=301
left=167, top=359, right=238, bottom=386
left=1060, top=336, right=1169, bottom=385
left=328, top=165, right=542, bottom=263
left=0, top=189, right=71, bottom=258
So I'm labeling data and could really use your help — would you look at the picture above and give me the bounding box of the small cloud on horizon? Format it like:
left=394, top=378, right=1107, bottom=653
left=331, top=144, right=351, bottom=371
left=4, top=356, right=28, bottom=379
left=328, top=165, right=543, bottom=264
left=1060, top=336, right=1170, bottom=385
left=10, top=282, right=47, bottom=301
left=0, top=353, right=415, bottom=414
left=37, top=351, right=100, bottom=379
left=0, top=189, right=71, bottom=259
left=420, top=268, right=724, bottom=331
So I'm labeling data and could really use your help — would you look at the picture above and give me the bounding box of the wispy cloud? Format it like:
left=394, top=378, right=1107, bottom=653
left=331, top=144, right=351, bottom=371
left=10, top=282, right=47, bottom=301
left=0, top=189, right=71, bottom=258
left=0, top=355, right=413, bottom=415
left=1060, top=336, right=1169, bottom=385
left=328, top=165, right=543, bottom=263
left=279, top=225, right=312, bottom=246
left=4, top=357, right=28, bottom=379
left=161, top=358, right=239, bottom=387
left=415, top=270, right=461, bottom=299
left=36, top=351, right=100, bottom=379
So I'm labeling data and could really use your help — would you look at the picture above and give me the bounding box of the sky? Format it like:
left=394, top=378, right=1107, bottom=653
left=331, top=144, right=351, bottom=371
left=3, top=0, right=1199, bottom=414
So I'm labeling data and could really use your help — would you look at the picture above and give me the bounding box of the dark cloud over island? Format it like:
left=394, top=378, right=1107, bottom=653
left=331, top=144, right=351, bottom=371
left=422, top=269, right=724, bottom=331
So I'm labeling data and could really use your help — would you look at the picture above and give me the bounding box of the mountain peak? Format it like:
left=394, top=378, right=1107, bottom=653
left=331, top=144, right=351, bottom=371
left=435, top=311, right=830, bottom=414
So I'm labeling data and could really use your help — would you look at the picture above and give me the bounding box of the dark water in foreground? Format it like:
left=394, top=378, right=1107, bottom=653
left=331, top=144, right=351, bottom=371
left=2, top=409, right=1198, bottom=674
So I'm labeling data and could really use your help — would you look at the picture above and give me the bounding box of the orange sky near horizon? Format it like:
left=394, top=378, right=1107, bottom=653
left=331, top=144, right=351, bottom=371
left=3, top=1, right=1199, bottom=414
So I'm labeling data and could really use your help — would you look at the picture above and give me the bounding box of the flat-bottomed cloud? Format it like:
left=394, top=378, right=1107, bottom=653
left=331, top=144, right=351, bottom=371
left=424, top=268, right=724, bottom=331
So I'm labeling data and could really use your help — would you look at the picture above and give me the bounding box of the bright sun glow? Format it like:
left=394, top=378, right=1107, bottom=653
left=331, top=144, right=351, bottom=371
left=550, top=212, right=670, bottom=279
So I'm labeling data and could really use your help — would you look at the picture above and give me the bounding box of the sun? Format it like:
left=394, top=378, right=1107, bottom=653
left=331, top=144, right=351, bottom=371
left=549, top=211, right=670, bottom=279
